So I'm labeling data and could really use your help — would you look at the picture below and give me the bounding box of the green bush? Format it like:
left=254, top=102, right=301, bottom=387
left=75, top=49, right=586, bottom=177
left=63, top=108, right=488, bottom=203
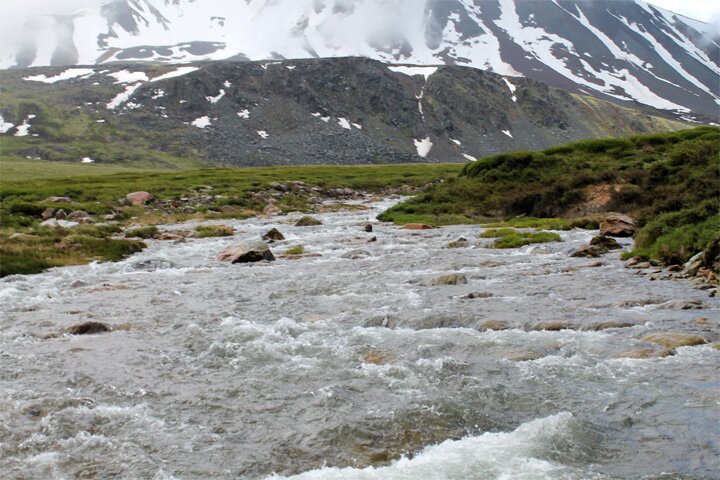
left=124, top=226, right=159, bottom=239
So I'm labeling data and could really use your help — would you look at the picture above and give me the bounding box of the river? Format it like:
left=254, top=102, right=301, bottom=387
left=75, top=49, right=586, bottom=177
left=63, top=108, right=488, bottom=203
left=1, top=198, right=718, bottom=479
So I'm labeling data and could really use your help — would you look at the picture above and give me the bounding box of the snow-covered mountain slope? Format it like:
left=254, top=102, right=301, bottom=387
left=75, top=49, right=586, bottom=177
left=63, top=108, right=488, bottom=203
left=2, top=0, right=718, bottom=120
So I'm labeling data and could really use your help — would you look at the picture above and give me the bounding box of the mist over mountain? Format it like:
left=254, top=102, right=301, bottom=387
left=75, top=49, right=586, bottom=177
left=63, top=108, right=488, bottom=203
left=1, top=0, right=718, bottom=120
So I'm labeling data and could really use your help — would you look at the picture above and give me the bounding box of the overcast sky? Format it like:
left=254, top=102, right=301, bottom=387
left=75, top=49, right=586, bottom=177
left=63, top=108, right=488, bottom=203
left=0, top=0, right=718, bottom=25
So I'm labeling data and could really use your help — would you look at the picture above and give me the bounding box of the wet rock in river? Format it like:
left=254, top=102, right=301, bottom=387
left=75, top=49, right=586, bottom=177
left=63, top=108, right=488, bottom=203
left=364, top=223, right=373, bottom=232
left=532, top=321, right=574, bottom=331
left=461, top=291, right=493, bottom=299
left=599, top=213, right=636, bottom=237
left=641, top=332, right=707, bottom=349
left=295, top=216, right=322, bottom=226
left=66, top=322, right=111, bottom=335
left=126, top=258, right=179, bottom=271
left=477, top=320, right=510, bottom=331
left=262, top=228, right=285, bottom=242
left=590, top=236, right=621, bottom=250
left=424, top=273, right=467, bottom=286
left=588, top=320, right=635, bottom=331
left=657, top=299, right=704, bottom=310
left=126, top=191, right=154, bottom=206
left=614, top=349, right=673, bottom=359
left=504, top=349, right=543, bottom=361
left=218, top=239, right=275, bottom=263
left=571, top=244, right=606, bottom=258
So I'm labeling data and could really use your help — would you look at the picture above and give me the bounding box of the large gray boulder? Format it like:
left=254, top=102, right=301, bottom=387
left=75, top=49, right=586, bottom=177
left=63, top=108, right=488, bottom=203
left=218, top=240, right=275, bottom=263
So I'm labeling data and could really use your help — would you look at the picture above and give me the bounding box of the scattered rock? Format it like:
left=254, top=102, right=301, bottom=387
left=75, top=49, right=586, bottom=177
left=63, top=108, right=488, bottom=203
left=39, top=218, right=79, bottom=228
left=367, top=236, right=377, bottom=243
left=295, top=216, right=322, bottom=226
left=590, top=236, right=621, bottom=250
left=657, top=299, right=704, bottom=310
left=461, top=292, right=493, bottom=299
left=425, top=273, right=467, bottom=286
left=364, top=223, right=373, bottom=232
left=219, top=205, right=239, bottom=215
left=532, top=321, right=573, bottom=331
left=66, top=322, right=111, bottom=335
left=262, top=203, right=282, bottom=216
left=126, top=258, right=179, bottom=271
left=599, top=213, right=636, bottom=237
left=262, top=228, right=285, bottom=242
left=41, top=208, right=55, bottom=220
left=504, top=350, right=543, bottom=361
left=589, top=321, right=635, bottom=331
left=42, top=196, right=72, bottom=203
left=55, top=209, right=68, bottom=220
left=571, top=244, right=606, bottom=258
left=447, top=238, right=469, bottom=248
left=402, top=223, right=435, bottom=230
left=629, top=262, right=651, bottom=269
left=477, top=320, right=509, bottom=331
left=218, top=239, right=275, bottom=263
left=126, top=191, right=154, bottom=206
left=579, top=261, right=604, bottom=268
left=641, top=332, right=707, bottom=349
left=682, top=251, right=704, bottom=277
left=68, top=210, right=90, bottom=219
left=614, top=349, right=672, bottom=359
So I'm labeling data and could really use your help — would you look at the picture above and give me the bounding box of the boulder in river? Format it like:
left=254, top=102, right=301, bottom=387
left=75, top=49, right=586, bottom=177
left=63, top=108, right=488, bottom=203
left=599, top=213, right=636, bottom=237
left=66, top=322, right=111, bottom=335
left=425, top=273, right=467, bottom=286
left=478, top=320, right=510, bottom=331
left=126, top=191, right=154, bottom=206
left=571, top=244, right=606, bottom=258
left=614, top=349, right=672, bottom=359
left=295, top=216, right=322, bottom=227
left=590, top=236, right=621, bottom=250
left=262, top=228, right=285, bottom=242
left=364, top=223, right=373, bottom=232
left=641, top=332, right=707, bottom=349
left=218, top=239, right=275, bottom=263
left=589, top=320, right=635, bottom=331
left=532, top=321, right=573, bottom=331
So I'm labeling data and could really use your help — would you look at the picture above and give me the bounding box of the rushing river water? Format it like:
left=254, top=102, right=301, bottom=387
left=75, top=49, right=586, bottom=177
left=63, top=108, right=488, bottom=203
left=1, top=198, right=718, bottom=479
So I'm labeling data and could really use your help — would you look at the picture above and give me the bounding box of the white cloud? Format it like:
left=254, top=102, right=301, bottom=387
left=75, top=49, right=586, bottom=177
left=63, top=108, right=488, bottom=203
left=649, top=0, right=720, bottom=25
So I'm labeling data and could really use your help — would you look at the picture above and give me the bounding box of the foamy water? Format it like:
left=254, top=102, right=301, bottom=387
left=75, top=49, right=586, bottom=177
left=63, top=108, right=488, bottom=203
left=1, top=198, right=718, bottom=479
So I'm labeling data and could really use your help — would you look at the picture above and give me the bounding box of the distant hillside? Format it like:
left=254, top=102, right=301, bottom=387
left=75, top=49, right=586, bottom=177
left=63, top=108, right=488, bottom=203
left=0, top=58, right=690, bottom=168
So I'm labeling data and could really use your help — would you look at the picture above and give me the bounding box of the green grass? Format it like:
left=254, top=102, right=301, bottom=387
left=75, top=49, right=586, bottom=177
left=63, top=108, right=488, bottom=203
left=381, top=127, right=720, bottom=265
left=479, top=228, right=562, bottom=248
left=124, top=226, right=159, bottom=239
left=194, top=225, right=234, bottom=238
left=285, top=245, right=305, bottom=255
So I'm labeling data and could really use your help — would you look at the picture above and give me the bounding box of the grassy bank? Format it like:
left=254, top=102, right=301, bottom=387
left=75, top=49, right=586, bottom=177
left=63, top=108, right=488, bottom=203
left=380, top=127, right=719, bottom=265
left=0, top=163, right=462, bottom=276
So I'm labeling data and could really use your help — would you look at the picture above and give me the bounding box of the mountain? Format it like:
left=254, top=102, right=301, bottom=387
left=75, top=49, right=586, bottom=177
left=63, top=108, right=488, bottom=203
left=0, top=58, right=689, bottom=167
left=1, top=0, right=718, bottom=121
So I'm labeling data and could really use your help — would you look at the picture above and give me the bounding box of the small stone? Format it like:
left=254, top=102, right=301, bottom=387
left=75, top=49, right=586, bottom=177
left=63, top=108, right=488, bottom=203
left=295, top=216, right=322, bottom=226
left=462, top=292, right=493, bottom=299
left=425, top=273, right=467, bottom=286
left=478, top=320, right=509, bottom=331
left=55, top=209, right=68, bottom=220
left=66, top=322, right=111, bottom=335
left=532, top=321, right=573, bottom=331
left=367, top=236, right=377, bottom=243
left=589, top=321, right=635, bottom=331
left=126, top=191, right=154, bottom=206
left=641, top=332, right=707, bottom=349
left=218, top=239, right=275, bottom=263
left=41, top=208, right=55, bottom=220
left=364, top=223, right=373, bottom=232
left=262, top=228, right=285, bottom=242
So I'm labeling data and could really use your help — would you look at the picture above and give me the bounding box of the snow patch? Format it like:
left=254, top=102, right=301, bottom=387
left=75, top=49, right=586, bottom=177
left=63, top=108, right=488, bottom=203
left=223, top=80, right=232, bottom=88
left=151, top=89, right=166, bottom=100
left=311, top=113, right=322, bottom=117
left=23, top=68, right=94, bottom=83
left=503, top=78, right=517, bottom=102
left=96, top=119, right=106, bottom=123
left=352, top=123, right=362, bottom=130
left=237, top=110, right=250, bottom=119
left=450, top=138, right=462, bottom=146
left=257, top=130, right=269, bottom=139
left=81, top=157, right=95, bottom=164
left=463, top=154, right=477, bottom=161
left=337, top=117, right=352, bottom=130
left=0, top=115, right=14, bottom=134
left=320, top=116, right=330, bottom=123
left=206, top=89, right=226, bottom=104
left=413, top=137, right=433, bottom=157
left=286, top=66, right=296, bottom=70
left=107, top=83, right=143, bottom=110
left=191, top=116, right=211, bottom=128
left=150, top=67, right=199, bottom=82
left=502, top=130, right=513, bottom=138
left=388, top=65, right=438, bottom=81
left=13, top=115, right=36, bottom=137
left=108, top=70, right=149, bottom=84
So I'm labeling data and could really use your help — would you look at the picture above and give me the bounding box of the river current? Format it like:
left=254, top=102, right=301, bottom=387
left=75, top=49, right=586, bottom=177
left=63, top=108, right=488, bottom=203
left=1, top=198, right=718, bottom=479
